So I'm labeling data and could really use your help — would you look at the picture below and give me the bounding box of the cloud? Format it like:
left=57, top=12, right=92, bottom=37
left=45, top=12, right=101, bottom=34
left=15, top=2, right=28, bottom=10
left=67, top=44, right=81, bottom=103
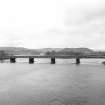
left=54, top=0, right=105, bottom=49
left=0, top=0, right=105, bottom=49
left=64, top=0, right=105, bottom=26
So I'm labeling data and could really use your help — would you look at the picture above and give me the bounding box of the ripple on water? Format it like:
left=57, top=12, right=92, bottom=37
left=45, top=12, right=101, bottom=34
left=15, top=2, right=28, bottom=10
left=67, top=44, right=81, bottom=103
left=0, top=84, right=10, bottom=92
left=47, top=96, right=89, bottom=105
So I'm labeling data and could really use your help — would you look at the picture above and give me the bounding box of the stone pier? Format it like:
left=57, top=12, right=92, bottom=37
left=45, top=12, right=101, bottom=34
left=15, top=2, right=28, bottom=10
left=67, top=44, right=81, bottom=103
left=51, top=58, right=55, bottom=64
left=29, top=57, right=34, bottom=64
left=10, top=57, right=16, bottom=63
left=76, top=58, right=80, bottom=64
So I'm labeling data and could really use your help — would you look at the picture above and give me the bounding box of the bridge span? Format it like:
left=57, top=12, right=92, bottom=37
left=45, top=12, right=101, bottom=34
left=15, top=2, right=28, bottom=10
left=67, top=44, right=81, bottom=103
left=2, top=55, right=105, bottom=64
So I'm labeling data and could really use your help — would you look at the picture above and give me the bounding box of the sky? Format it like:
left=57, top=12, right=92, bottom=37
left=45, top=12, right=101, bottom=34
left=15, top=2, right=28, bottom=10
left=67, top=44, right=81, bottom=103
left=0, top=0, right=105, bottom=50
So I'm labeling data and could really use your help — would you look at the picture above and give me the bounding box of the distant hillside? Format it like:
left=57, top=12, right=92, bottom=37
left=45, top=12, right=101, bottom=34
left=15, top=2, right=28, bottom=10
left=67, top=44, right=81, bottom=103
left=34, top=48, right=63, bottom=53
left=54, top=48, right=94, bottom=56
left=0, top=47, right=40, bottom=55
left=0, top=47, right=95, bottom=56
left=61, top=48, right=93, bottom=53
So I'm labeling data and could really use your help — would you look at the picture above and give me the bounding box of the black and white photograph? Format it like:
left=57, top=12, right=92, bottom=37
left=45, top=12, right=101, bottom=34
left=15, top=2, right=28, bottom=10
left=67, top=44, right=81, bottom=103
left=0, top=0, right=105, bottom=105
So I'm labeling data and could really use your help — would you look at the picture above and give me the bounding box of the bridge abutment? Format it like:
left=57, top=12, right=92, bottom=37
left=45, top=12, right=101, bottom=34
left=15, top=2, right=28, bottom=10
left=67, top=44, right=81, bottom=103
left=51, top=58, right=55, bottom=64
left=29, top=57, right=34, bottom=64
left=10, top=57, right=16, bottom=63
left=76, top=58, right=80, bottom=64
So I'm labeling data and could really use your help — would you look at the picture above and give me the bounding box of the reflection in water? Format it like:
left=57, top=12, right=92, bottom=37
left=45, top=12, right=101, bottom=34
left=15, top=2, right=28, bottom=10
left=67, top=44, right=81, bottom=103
left=0, top=59, right=104, bottom=105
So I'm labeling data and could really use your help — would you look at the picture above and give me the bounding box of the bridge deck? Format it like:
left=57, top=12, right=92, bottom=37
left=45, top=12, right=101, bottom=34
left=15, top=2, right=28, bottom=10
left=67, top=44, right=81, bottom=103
left=7, top=55, right=105, bottom=59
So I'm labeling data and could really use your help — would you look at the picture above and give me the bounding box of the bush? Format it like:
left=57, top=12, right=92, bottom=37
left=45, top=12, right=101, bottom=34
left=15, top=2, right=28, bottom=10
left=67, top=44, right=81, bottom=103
left=0, top=50, right=9, bottom=60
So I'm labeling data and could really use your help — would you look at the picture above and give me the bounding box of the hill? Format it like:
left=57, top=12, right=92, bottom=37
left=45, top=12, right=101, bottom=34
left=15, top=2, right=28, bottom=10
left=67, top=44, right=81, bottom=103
left=0, top=47, right=95, bottom=56
left=0, top=47, right=40, bottom=55
left=60, top=48, right=93, bottom=53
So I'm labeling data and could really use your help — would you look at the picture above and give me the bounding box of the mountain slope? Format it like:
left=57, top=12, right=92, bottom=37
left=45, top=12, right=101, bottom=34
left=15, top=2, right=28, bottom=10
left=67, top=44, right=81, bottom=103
left=0, top=47, right=94, bottom=55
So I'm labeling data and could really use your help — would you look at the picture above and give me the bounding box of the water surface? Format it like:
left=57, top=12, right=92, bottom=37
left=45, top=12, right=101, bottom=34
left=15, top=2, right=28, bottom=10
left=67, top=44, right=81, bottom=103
left=0, top=59, right=105, bottom=105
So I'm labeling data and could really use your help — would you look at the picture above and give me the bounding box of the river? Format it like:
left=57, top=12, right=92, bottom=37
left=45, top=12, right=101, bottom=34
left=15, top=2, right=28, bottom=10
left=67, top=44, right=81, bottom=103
left=0, top=59, right=105, bottom=105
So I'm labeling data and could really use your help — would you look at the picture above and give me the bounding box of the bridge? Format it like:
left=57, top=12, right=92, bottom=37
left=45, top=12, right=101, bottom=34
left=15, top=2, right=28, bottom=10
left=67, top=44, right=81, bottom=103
left=1, top=55, right=105, bottom=64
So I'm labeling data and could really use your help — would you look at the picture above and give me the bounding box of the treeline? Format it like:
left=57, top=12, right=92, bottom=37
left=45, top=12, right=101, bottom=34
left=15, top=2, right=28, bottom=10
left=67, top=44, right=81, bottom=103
left=45, top=50, right=105, bottom=56
left=45, top=50, right=84, bottom=56
left=0, top=50, right=11, bottom=60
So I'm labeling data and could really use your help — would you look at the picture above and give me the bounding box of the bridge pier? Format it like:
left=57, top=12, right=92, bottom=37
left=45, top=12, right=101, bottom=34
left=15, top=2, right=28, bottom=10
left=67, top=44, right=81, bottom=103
left=76, top=58, right=80, bottom=64
left=10, top=57, right=16, bottom=63
left=29, top=57, right=34, bottom=64
left=51, top=58, right=55, bottom=64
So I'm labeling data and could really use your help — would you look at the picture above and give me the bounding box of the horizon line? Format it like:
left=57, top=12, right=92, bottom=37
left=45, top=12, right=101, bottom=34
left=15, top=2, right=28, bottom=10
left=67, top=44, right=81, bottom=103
left=0, top=46, right=104, bottom=51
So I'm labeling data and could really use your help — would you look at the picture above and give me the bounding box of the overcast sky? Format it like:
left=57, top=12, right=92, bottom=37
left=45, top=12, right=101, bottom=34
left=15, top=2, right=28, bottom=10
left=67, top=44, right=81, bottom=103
left=0, top=0, right=105, bottom=49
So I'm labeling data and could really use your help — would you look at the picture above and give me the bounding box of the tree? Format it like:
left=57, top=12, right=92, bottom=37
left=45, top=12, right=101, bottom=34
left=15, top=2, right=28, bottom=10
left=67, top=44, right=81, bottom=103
left=0, top=50, right=9, bottom=60
left=45, top=51, right=51, bottom=55
left=45, top=50, right=56, bottom=56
